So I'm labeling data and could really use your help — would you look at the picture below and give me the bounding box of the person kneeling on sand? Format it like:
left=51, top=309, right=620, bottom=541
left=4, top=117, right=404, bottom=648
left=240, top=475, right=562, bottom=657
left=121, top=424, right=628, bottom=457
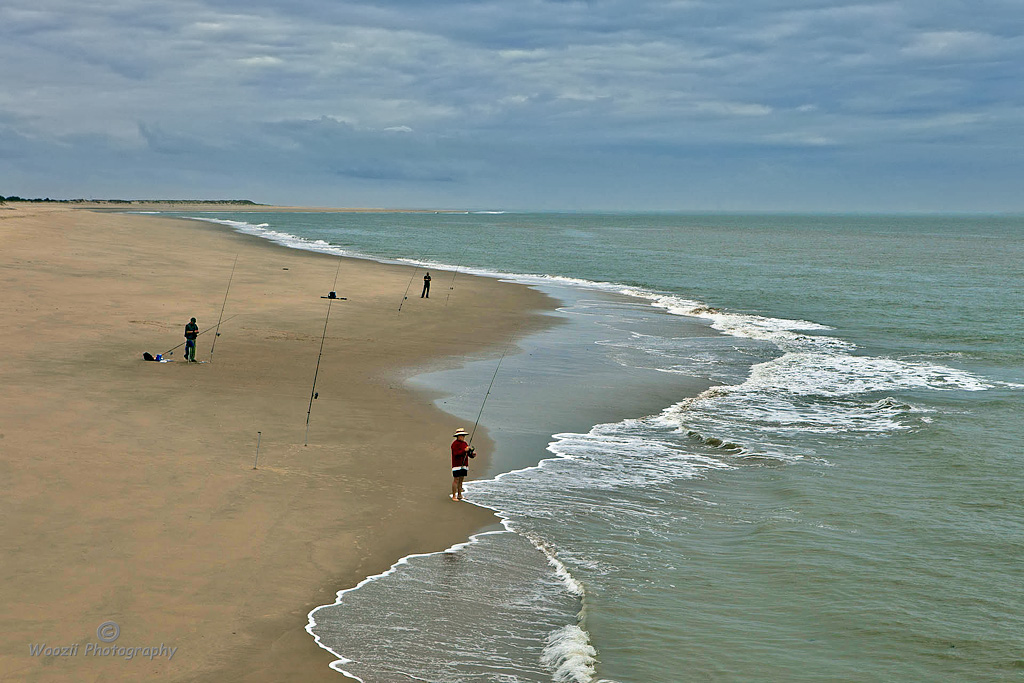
left=450, top=428, right=475, bottom=501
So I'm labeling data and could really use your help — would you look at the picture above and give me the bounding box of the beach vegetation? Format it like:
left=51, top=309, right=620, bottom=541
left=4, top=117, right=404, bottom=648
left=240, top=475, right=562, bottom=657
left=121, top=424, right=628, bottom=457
left=1, top=196, right=262, bottom=205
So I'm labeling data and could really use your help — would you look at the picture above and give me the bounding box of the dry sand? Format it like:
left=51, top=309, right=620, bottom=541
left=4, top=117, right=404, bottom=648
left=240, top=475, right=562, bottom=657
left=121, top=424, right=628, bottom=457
left=0, top=203, right=556, bottom=681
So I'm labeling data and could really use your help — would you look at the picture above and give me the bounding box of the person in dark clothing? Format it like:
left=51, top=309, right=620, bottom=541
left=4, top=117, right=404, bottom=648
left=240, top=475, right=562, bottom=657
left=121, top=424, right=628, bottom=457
left=450, top=427, right=475, bottom=500
left=421, top=272, right=431, bottom=298
left=184, top=317, right=199, bottom=362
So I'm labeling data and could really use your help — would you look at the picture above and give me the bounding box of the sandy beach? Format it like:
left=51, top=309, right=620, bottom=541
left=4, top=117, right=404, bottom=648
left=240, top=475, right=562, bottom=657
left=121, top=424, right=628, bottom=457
left=0, top=203, right=556, bottom=681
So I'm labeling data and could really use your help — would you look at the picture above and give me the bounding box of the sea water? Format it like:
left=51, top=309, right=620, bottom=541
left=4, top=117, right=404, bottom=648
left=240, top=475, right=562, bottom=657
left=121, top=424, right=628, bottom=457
left=162, top=211, right=1023, bottom=682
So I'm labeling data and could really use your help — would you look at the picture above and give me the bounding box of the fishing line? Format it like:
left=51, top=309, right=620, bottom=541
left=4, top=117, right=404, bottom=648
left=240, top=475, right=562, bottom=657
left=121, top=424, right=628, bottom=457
left=209, top=253, right=238, bottom=362
left=468, top=322, right=522, bottom=447
left=305, top=258, right=344, bottom=446
left=162, top=315, right=240, bottom=357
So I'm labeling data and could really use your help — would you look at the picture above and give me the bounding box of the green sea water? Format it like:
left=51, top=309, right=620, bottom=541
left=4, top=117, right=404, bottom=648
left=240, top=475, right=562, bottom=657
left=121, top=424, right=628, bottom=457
left=169, top=211, right=1023, bottom=682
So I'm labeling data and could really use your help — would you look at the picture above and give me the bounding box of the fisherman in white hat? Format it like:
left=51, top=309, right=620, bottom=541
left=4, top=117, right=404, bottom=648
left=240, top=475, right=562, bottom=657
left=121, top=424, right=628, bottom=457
left=450, top=427, right=476, bottom=500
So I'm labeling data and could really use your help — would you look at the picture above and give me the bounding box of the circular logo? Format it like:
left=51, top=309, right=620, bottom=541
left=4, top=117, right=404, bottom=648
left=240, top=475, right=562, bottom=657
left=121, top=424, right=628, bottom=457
left=97, top=621, right=120, bottom=643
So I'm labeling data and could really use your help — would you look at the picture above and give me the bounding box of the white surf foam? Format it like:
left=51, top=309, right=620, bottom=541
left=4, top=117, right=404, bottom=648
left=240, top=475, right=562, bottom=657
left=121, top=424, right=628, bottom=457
left=306, top=528, right=520, bottom=682
left=540, top=625, right=598, bottom=683
left=182, top=216, right=369, bottom=260
left=174, top=211, right=1007, bottom=681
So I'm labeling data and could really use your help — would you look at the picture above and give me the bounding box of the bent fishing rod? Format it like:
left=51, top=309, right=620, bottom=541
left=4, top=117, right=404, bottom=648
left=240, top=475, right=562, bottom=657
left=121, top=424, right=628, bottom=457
left=162, top=314, right=241, bottom=357
left=305, top=258, right=344, bottom=446
left=467, top=322, right=522, bottom=448
left=209, top=253, right=238, bottom=363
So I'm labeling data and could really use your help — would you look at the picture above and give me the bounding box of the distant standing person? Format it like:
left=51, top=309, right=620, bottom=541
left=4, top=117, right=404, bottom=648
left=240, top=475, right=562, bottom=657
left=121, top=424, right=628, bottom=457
left=421, top=272, right=431, bottom=298
left=184, top=317, right=199, bottom=362
left=450, top=427, right=475, bottom=500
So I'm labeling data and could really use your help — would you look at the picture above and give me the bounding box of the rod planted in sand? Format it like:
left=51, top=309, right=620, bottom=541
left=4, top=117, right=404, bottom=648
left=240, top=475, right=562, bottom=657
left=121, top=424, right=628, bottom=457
left=253, top=431, right=261, bottom=469
left=305, top=258, right=344, bottom=445
left=397, top=267, right=419, bottom=314
left=209, top=253, right=238, bottom=362
left=445, top=261, right=461, bottom=307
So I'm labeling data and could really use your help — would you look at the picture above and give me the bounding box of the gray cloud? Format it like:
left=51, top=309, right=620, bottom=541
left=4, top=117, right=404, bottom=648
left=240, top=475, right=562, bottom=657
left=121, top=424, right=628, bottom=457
left=1, top=0, right=1022, bottom=209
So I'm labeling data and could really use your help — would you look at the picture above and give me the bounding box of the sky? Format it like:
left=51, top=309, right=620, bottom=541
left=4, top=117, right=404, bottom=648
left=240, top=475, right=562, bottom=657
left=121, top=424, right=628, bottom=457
left=1, top=0, right=1022, bottom=211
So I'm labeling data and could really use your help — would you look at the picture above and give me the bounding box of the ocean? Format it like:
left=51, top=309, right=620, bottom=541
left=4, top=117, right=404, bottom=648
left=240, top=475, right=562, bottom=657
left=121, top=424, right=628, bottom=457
left=161, top=211, right=1023, bottom=682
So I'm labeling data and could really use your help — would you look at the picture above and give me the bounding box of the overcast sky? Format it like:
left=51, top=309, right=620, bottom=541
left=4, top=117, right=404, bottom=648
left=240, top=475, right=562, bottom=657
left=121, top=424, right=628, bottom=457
left=1, top=0, right=1021, bottom=211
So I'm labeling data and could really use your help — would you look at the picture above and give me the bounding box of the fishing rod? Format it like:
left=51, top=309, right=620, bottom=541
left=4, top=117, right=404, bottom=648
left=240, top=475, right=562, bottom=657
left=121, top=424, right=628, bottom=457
left=162, top=314, right=241, bottom=357
left=209, top=253, right=238, bottom=362
left=444, top=260, right=462, bottom=307
left=305, top=258, right=344, bottom=446
left=467, top=322, right=522, bottom=447
left=396, top=267, right=419, bottom=314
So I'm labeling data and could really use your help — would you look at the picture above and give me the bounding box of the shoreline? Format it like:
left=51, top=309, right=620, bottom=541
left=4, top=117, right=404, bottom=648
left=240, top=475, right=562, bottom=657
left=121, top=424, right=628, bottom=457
left=5, top=200, right=464, bottom=213
left=140, top=206, right=724, bottom=682
left=1, top=204, right=558, bottom=681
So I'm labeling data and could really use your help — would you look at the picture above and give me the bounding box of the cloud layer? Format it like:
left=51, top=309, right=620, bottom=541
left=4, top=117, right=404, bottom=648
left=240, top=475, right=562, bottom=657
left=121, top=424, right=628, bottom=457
left=2, top=0, right=1022, bottom=210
